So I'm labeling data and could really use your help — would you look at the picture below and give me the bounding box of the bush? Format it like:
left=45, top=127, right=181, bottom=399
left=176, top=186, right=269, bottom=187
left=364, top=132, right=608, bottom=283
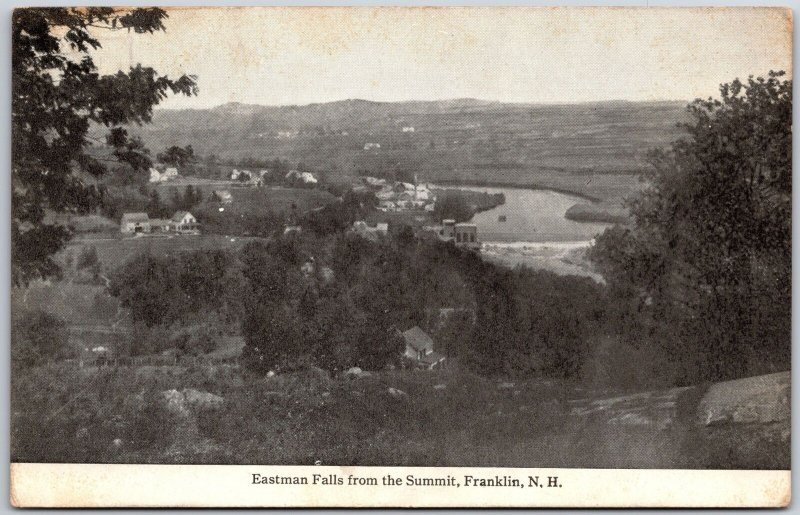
left=170, top=324, right=219, bottom=356
left=432, top=192, right=472, bottom=222
left=11, top=310, right=69, bottom=368
left=124, top=389, right=177, bottom=452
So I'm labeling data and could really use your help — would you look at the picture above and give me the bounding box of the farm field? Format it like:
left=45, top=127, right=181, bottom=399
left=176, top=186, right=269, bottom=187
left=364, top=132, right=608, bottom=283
left=205, top=186, right=337, bottom=215
left=152, top=182, right=337, bottom=215
left=63, top=234, right=265, bottom=269
left=130, top=99, right=687, bottom=204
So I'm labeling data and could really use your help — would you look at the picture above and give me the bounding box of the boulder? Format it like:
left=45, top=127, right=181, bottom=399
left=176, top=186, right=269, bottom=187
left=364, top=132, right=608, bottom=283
left=182, top=388, right=224, bottom=410
left=697, top=371, right=790, bottom=426
left=161, top=389, right=190, bottom=417
left=388, top=387, right=407, bottom=399
left=344, top=367, right=363, bottom=378
left=344, top=367, right=372, bottom=379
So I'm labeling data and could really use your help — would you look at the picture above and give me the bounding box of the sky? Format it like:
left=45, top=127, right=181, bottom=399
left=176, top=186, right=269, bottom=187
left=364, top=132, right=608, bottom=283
left=86, top=7, right=793, bottom=109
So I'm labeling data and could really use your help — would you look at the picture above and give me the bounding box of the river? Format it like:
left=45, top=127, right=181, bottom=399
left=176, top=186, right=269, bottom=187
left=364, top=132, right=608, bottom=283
left=433, top=184, right=611, bottom=282
left=433, top=185, right=611, bottom=243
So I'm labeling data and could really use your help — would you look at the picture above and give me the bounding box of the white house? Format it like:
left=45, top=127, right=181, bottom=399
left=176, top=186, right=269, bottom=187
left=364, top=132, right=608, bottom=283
left=363, top=142, right=381, bottom=151
left=148, top=167, right=163, bottom=183
left=148, top=166, right=179, bottom=183
left=285, top=170, right=317, bottom=184
left=171, top=211, right=199, bottom=233
left=363, top=176, right=387, bottom=187
left=351, top=220, right=389, bottom=241
left=231, top=169, right=254, bottom=181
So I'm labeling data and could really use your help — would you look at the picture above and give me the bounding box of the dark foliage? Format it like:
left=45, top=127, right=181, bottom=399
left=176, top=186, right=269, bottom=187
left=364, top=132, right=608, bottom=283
left=432, top=192, right=473, bottom=222
left=109, top=249, right=239, bottom=327
left=590, top=72, right=791, bottom=383
left=11, top=310, right=69, bottom=368
left=12, top=7, right=196, bottom=285
left=157, top=145, right=195, bottom=168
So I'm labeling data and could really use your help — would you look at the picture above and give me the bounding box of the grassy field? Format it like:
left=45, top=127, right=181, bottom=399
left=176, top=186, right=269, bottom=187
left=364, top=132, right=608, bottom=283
left=10, top=361, right=788, bottom=468
left=62, top=234, right=264, bottom=270
left=207, top=186, right=336, bottom=215
left=11, top=281, right=120, bottom=327
left=131, top=100, right=686, bottom=201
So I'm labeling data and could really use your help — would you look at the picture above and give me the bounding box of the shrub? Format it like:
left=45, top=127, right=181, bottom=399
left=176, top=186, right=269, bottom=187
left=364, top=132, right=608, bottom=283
left=170, top=324, right=219, bottom=356
left=11, top=310, right=69, bottom=368
left=123, top=389, right=177, bottom=452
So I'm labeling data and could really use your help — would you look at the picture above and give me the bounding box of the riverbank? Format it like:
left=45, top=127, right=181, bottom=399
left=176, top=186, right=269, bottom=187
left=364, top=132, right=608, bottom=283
left=564, top=202, right=630, bottom=224
left=481, top=241, right=604, bottom=283
left=431, top=171, right=644, bottom=204
left=433, top=178, right=602, bottom=203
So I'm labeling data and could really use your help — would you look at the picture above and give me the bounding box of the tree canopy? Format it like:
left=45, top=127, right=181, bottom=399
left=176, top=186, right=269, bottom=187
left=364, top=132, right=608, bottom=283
left=157, top=145, right=196, bottom=168
left=12, top=7, right=197, bottom=285
left=589, top=71, right=791, bottom=382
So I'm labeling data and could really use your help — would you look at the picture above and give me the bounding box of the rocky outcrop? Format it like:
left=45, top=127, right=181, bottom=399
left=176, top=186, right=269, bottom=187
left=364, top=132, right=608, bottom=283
left=568, top=371, right=790, bottom=469
left=697, top=371, right=789, bottom=426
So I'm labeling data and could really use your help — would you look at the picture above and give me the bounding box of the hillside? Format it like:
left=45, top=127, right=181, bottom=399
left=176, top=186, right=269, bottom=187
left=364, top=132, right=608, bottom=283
left=10, top=362, right=788, bottom=468
left=130, top=99, right=690, bottom=190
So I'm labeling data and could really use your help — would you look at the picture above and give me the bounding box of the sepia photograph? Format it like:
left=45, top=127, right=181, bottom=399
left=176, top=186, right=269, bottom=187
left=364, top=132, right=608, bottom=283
left=9, top=5, right=792, bottom=507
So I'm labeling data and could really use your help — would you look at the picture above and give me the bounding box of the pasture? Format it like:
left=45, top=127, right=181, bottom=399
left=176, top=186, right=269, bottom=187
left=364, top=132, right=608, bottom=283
left=209, top=186, right=337, bottom=215
left=62, top=234, right=264, bottom=270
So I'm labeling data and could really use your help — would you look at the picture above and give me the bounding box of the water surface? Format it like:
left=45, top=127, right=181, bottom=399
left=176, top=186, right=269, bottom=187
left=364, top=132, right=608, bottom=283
left=435, top=185, right=611, bottom=243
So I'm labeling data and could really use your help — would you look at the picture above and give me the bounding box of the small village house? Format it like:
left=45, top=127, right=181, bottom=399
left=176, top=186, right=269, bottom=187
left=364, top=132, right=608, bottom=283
left=120, top=212, right=151, bottom=233
left=285, top=170, right=318, bottom=185
left=401, top=326, right=446, bottom=370
left=172, top=211, right=200, bottom=233
left=120, top=211, right=199, bottom=235
left=454, top=223, right=479, bottom=249
left=422, top=219, right=480, bottom=249
left=351, top=220, right=389, bottom=241
left=148, top=164, right=180, bottom=183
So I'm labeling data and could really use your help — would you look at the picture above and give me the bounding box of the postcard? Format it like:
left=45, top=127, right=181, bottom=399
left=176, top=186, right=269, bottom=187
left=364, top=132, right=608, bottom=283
left=9, top=6, right=791, bottom=507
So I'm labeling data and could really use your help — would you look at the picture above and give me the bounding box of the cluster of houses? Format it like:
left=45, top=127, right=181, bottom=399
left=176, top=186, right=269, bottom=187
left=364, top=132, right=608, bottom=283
left=350, top=220, right=389, bottom=241
left=149, top=164, right=179, bottom=183
left=229, top=169, right=318, bottom=187
left=285, top=170, right=318, bottom=185
left=360, top=176, right=436, bottom=212
left=120, top=211, right=200, bottom=235
left=229, top=168, right=272, bottom=186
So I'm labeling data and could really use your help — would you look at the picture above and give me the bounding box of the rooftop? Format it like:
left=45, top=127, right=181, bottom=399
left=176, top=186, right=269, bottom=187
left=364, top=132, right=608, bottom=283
left=402, top=326, right=434, bottom=353
left=121, top=212, right=149, bottom=223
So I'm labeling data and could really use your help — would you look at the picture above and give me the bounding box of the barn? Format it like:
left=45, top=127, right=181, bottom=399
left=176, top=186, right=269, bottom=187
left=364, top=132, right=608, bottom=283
left=120, top=212, right=151, bottom=233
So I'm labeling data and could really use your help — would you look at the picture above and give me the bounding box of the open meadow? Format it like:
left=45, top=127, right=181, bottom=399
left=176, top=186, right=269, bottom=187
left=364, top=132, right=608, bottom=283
left=62, top=234, right=264, bottom=269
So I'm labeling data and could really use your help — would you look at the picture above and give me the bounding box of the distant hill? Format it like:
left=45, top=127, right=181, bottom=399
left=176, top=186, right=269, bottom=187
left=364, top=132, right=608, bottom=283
left=129, top=98, right=691, bottom=186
